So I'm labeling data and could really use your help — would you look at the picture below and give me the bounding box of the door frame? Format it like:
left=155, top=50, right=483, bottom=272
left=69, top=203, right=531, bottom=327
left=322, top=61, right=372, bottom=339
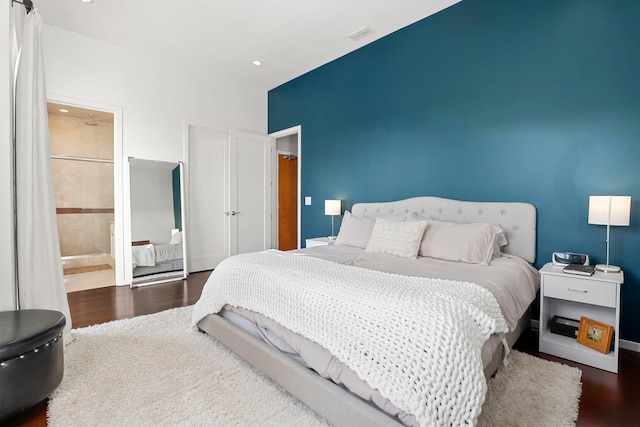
left=269, top=125, right=301, bottom=249
left=46, top=94, right=125, bottom=286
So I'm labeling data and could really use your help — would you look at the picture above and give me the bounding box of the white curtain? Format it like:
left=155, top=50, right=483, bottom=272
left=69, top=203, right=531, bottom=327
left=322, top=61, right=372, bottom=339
left=13, top=6, right=73, bottom=343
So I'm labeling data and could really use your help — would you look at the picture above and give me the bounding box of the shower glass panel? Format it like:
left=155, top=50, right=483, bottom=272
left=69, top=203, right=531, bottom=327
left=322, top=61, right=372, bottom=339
left=52, top=158, right=114, bottom=259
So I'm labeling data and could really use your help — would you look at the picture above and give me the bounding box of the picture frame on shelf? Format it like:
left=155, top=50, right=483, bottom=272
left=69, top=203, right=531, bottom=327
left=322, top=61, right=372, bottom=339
left=577, top=316, right=614, bottom=354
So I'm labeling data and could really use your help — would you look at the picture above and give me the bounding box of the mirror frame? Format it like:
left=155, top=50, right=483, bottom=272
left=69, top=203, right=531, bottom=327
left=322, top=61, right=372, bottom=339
left=126, top=157, right=187, bottom=287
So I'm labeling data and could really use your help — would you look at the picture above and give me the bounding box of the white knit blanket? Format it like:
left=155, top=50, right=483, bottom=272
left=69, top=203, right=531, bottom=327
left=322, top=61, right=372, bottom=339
left=192, top=250, right=508, bottom=426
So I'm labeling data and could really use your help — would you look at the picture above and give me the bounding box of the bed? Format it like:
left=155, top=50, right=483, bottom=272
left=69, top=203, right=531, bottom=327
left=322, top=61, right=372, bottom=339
left=132, top=233, right=184, bottom=284
left=192, top=196, right=539, bottom=426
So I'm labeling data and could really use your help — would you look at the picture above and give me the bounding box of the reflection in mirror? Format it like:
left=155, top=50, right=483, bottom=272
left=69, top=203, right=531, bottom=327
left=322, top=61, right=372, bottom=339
left=129, top=158, right=186, bottom=286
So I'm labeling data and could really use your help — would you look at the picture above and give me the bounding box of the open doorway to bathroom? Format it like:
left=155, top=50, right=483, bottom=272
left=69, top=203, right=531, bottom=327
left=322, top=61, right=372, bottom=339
left=47, top=102, right=115, bottom=293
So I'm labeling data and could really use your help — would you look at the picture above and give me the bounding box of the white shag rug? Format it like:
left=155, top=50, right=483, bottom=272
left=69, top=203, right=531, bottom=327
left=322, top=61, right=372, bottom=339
left=48, top=307, right=582, bottom=427
left=478, top=350, right=582, bottom=427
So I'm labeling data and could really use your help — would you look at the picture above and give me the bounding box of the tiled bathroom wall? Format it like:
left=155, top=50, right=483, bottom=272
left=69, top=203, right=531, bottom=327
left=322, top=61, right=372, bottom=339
left=48, top=105, right=114, bottom=269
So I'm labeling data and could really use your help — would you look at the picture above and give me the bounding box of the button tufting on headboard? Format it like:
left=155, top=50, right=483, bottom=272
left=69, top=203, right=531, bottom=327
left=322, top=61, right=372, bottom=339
left=351, top=196, right=537, bottom=263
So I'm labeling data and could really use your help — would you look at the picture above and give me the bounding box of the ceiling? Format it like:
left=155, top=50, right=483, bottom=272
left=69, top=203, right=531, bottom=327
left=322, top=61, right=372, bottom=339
left=35, top=0, right=460, bottom=91
left=47, top=102, right=114, bottom=123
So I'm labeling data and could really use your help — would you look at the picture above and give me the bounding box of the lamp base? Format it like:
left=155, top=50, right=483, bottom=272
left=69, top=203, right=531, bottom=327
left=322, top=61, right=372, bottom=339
left=595, top=264, right=621, bottom=273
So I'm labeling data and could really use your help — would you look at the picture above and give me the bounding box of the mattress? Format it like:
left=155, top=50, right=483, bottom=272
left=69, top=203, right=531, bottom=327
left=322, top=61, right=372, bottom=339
left=205, top=245, right=540, bottom=426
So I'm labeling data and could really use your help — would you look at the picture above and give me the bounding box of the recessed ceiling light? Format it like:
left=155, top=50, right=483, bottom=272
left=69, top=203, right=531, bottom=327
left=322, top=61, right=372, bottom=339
left=59, top=109, right=69, bottom=113
left=348, top=26, right=374, bottom=42
left=80, top=0, right=93, bottom=3
left=252, top=60, right=263, bottom=66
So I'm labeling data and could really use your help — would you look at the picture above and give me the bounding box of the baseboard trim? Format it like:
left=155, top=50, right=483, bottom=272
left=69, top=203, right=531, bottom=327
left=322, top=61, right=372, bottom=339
left=620, top=339, right=640, bottom=353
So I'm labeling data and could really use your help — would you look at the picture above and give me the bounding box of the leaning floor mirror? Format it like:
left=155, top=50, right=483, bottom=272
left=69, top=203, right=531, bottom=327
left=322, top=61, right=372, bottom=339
left=128, top=158, right=187, bottom=286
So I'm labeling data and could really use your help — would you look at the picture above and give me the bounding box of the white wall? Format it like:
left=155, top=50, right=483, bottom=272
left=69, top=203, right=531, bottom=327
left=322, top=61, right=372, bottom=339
left=130, top=163, right=175, bottom=244
left=0, top=3, right=16, bottom=309
left=43, top=25, right=266, bottom=159
left=42, top=25, right=267, bottom=284
left=276, top=134, right=298, bottom=154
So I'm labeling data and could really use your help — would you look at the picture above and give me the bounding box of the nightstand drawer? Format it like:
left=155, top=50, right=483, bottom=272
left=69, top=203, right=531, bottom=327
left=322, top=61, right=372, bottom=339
left=543, top=275, right=616, bottom=308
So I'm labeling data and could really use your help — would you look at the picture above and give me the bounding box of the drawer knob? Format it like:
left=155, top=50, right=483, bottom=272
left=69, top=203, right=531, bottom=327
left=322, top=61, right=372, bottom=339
left=568, top=288, right=588, bottom=293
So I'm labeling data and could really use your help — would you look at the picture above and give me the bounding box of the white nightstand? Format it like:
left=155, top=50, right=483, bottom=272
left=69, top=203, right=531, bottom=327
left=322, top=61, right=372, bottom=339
left=305, top=237, right=333, bottom=248
left=539, top=262, right=623, bottom=373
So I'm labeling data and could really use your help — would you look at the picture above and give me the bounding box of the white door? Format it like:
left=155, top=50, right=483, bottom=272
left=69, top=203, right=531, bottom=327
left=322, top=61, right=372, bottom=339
left=230, top=131, right=272, bottom=255
left=186, top=124, right=230, bottom=272
left=187, top=125, right=272, bottom=273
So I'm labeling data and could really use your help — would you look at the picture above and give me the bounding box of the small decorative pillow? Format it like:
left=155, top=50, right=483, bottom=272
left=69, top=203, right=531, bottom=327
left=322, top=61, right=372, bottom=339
left=334, top=211, right=376, bottom=248
left=418, top=220, right=506, bottom=265
left=365, top=218, right=428, bottom=259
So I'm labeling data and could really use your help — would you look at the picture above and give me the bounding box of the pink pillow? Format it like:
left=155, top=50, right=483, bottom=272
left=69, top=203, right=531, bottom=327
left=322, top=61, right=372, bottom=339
left=334, top=211, right=376, bottom=248
left=419, top=220, right=507, bottom=265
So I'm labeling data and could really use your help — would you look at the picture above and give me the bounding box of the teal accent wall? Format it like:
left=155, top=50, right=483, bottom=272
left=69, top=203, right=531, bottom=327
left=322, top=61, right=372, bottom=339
left=172, top=165, right=182, bottom=231
left=268, top=0, right=640, bottom=342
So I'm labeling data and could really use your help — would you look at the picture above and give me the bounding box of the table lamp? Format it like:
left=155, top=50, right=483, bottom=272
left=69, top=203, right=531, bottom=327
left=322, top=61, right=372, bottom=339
left=324, top=200, right=341, bottom=240
left=588, top=195, right=631, bottom=273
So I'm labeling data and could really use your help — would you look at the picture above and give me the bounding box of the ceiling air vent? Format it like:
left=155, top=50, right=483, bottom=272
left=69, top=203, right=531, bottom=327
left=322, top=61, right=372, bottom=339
left=347, top=26, right=373, bottom=42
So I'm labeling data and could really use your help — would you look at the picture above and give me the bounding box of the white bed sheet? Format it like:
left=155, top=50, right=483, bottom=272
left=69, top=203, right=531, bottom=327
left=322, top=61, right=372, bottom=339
left=154, top=242, right=183, bottom=263
left=132, top=244, right=155, bottom=267
left=132, top=242, right=183, bottom=270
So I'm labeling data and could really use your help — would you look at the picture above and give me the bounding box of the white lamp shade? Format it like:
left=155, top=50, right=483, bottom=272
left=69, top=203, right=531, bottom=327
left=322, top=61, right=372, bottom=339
left=325, top=200, right=341, bottom=216
left=588, top=196, right=631, bottom=226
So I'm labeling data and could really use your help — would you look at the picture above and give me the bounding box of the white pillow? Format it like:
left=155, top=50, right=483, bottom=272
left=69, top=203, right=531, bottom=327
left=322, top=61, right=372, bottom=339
left=364, top=218, right=428, bottom=259
left=334, top=211, right=376, bottom=248
left=418, top=220, right=506, bottom=265
left=170, top=231, right=183, bottom=245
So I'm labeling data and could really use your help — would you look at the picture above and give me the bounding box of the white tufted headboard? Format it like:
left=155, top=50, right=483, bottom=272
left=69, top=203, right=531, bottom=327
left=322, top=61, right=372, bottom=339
left=351, top=196, right=537, bottom=264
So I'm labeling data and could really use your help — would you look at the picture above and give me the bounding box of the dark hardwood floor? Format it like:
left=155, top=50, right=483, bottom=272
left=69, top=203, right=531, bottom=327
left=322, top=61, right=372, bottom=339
left=4, top=270, right=639, bottom=426
left=3, top=272, right=210, bottom=427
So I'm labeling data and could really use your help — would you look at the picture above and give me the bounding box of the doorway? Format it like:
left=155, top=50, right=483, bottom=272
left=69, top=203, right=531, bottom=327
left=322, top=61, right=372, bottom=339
left=271, top=126, right=301, bottom=250
left=47, top=102, right=115, bottom=292
left=278, top=153, right=298, bottom=250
